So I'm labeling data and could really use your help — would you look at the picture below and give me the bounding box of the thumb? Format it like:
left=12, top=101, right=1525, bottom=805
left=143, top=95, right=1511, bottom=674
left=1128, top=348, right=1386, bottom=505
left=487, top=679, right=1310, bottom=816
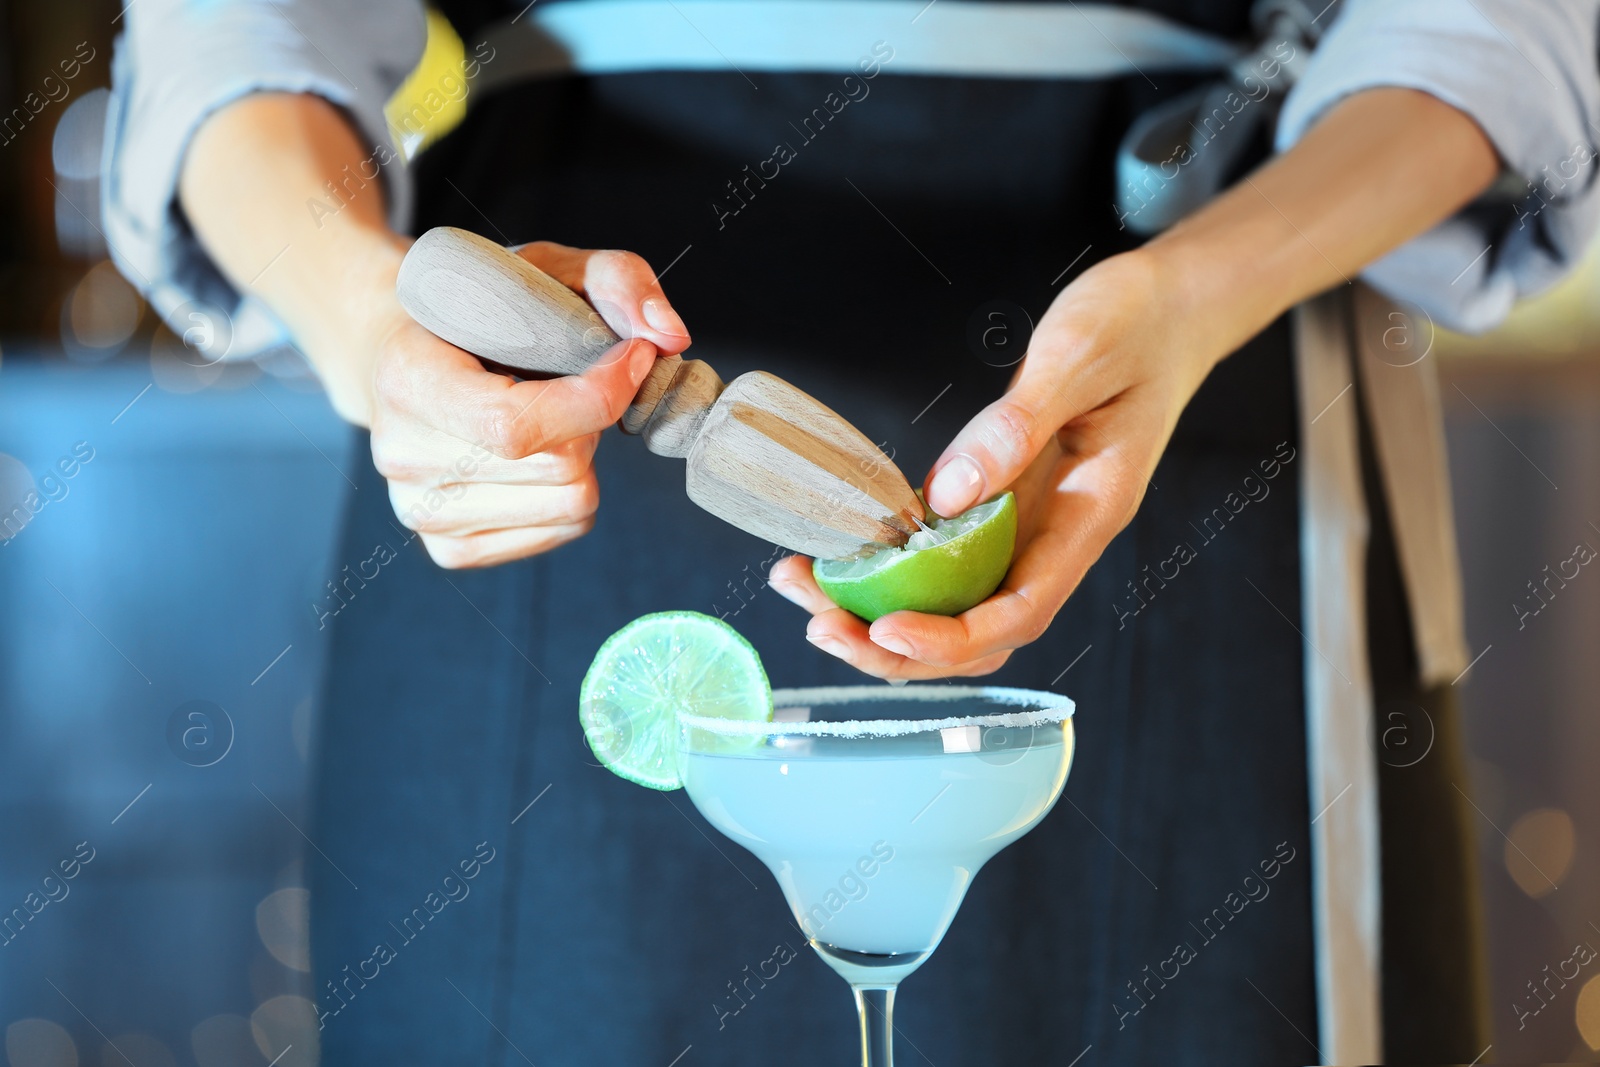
left=924, top=374, right=1070, bottom=517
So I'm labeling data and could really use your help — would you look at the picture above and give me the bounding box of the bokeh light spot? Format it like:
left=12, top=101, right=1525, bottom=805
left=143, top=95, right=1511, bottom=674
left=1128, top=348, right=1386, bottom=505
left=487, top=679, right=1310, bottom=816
left=1504, top=807, right=1575, bottom=898
left=256, top=887, right=312, bottom=972
left=5, top=1019, right=77, bottom=1067
left=250, top=996, right=319, bottom=1067
left=51, top=89, right=108, bottom=181
left=1576, top=974, right=1600, bottom=1051
left=67, top=262, right=141, bottom=353
left=0, top=453, right=37, bottom=543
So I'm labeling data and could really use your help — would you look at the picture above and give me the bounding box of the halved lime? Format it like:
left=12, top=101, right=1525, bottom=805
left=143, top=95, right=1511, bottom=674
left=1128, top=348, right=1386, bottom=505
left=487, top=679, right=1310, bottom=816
left=579, top=611, right=772, bottom=790
left=813, top=492, right=1017, bottom=622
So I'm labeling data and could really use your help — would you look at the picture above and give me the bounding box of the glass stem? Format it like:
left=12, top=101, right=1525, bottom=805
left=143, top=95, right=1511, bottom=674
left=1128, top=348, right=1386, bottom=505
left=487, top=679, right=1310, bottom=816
left=853, top=984, right=896, bottom=1067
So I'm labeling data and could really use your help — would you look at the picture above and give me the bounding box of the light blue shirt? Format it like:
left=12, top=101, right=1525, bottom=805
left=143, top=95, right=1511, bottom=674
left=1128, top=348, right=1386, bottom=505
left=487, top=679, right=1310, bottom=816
left=104, top=0, right=426, bottom=353
left=104, top=0, right=1600, bottom=349
left=1277, top=0, right=1600, bottom=334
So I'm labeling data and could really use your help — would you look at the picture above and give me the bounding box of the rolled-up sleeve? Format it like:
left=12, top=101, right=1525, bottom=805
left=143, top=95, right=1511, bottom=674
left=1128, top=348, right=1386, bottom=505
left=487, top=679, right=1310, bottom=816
left=1276, top=0, right=1600, bottom=334
left=103, top=0, right=426, bottom=355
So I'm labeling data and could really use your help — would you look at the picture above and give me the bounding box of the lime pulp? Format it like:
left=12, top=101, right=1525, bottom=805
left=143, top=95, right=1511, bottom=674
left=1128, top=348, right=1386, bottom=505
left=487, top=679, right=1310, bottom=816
left=812, top=492, right=1017, bottom=622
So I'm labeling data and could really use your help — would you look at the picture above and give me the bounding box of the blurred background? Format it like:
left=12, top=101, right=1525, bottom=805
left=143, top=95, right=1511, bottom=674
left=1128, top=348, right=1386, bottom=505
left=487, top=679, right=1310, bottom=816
left=2, top=3, right=1599, bottom=1065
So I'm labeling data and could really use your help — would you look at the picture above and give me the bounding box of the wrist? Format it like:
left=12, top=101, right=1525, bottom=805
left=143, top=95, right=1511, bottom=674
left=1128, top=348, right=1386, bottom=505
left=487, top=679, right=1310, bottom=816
left=290, top=226, right=412, bottom=427
left=1138, top=212, right=1302, bottom=374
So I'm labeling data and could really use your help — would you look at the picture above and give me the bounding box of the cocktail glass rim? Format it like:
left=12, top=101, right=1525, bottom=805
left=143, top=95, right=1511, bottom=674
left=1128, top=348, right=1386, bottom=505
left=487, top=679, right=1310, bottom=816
left=678, top=683, right=1075, bottom=737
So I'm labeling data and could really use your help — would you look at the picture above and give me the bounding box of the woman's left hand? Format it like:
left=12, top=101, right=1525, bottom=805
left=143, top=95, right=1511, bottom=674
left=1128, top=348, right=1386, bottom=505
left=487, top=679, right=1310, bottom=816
left=769, top=248, right=1224, bottom=679
left=769, top=85, right=1503, bottom=680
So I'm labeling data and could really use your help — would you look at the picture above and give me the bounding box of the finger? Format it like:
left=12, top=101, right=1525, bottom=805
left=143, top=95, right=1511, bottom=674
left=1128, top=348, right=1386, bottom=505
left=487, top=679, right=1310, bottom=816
left=372, top=423, right=599, bottom=487
left=804, top=608, right=1014, bottom=680
left=516, top=242, right=692, bottom=355
left=420, top=521, right=594, bottom=570
left=389, top=470, right=599, bottom=536
left=377, top=321, right=657, bottom=459
left=768, top=555, right=838, bottom=615
left=921, top=333, right=1094, bottom=516
left=876, top=446, right=1141, bottom=666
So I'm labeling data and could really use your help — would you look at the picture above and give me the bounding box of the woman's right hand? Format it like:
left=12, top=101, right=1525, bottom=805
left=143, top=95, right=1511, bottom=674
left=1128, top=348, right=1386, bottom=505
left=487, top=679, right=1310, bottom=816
left=180, top=95, right=693, bottom=569
left=361, top=242, right=693, bottom=569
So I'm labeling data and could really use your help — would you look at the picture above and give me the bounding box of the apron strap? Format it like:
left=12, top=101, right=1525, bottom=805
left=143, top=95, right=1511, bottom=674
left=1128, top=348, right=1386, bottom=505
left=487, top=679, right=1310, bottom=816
left=1295, top=287, right=1385, bottom=1066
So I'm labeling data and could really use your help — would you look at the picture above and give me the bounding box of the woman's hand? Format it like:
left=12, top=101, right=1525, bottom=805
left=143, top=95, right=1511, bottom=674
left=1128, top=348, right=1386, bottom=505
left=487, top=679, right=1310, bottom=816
left=770, top=87, right=1499, bottom=679
left=180, top=93, right=694, bottom=569
left=364, top=242, right=692, bottom=569
left=769, top=249, right=1215, bottom=677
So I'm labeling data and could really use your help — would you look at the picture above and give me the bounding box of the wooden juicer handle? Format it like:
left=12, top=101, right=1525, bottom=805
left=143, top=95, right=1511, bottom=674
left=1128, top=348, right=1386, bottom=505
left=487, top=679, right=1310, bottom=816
left=395, top=226, right=925, bottom=559
left=395, top=226, right=723, bottom=459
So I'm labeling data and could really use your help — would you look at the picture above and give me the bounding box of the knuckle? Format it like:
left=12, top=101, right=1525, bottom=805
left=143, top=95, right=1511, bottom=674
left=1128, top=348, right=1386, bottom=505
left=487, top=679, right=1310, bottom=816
left=980, top=402, right=1039, bottom=467
left=370, top=440, right=402, bottom=480
left=479, top=406, right=518, bottom=457
left=370, top=437, right=420, bottom=481
left=596, top=248, right=648, bottom=280
left=574, top=371, right=629, bottom=426
left=1116, top=496, right=1142, bottom=533
left=518, top=240, right=560, bottom=263
left=481, top=402, right=540, bottom=459
left=1009, top=594, right=1053, bottom=646
left=568, top=473, right=601, bottom=520
left=397, top=506, right=447, bottom=535
left=1125, top=479, right=1150, bottom=522
left=418, top=511, right=455, bottom=535
left=421, top=533, right=479, bottom=570
left=372, top=350, right=415, bottom=411
left=390, top=486, right=454, bottom=535
left=1104, top=474, right=1146, bottom=532
left=588, top=252, right=655, bottom=322
left=546, top=443, right=591, bottom=484
left=556, top=517, right=596, bottom=546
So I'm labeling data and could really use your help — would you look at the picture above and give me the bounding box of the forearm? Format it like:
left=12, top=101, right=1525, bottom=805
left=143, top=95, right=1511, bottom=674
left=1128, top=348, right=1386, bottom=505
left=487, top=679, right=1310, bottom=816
left=179, top=92, right=409, bottom=424
left=1147, top=87, right=1501, bottom=365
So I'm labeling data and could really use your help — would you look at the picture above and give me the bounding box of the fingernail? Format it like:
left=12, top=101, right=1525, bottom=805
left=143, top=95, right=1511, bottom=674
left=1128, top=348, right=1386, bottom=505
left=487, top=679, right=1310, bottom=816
left=886, top=677, right=910, bottom=688
left=806, top=632, right=844, bottom=655
left=641, top=297, right=688, bottom=339
left=769, top=577, right=803, bottom=606
left=927, top=455, right=982, bottom=516
left=870, top=629, right=914, bottom=657
left=627, top=342, right=655, bottom=386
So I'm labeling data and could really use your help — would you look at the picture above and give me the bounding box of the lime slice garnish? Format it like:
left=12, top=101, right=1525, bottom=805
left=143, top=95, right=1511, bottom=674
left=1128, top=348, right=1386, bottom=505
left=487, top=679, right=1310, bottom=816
left=579, top=611, right=772, bottom=790
left=813, top=492, right=1017, bottom=622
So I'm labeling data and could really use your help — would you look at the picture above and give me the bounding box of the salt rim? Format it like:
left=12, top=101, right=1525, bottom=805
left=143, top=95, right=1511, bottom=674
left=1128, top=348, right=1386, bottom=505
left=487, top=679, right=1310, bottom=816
left=678, top=684, right=1074, bottom=738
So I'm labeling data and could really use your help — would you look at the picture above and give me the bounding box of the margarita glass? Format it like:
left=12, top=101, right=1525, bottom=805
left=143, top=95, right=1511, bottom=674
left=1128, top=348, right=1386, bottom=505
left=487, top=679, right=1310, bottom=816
left=678, top=685, right=1075, bottom=1066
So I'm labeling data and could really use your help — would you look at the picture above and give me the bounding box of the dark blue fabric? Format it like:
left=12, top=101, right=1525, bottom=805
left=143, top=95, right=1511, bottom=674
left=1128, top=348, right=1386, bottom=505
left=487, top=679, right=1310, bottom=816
left=310, top=18, right=1322, bottom=1061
